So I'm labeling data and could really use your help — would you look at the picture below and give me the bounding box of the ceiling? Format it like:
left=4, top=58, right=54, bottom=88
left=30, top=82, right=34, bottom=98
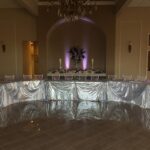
left=128, top=0, right=150, bottom=7
left=0, top=0, right=150, bottom=15
left=0, top=0, right=150, bottom=8
left=38, top=0, right=119, bottom=6
left=0, top=0, right=20, bottom=8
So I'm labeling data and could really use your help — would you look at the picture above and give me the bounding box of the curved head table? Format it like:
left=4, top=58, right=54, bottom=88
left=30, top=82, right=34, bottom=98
left=0, top=80, right=150, bottom=128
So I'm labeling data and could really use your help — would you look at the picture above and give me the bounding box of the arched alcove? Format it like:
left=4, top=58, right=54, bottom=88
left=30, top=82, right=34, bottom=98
left=46, top=18, right=106, bottom=71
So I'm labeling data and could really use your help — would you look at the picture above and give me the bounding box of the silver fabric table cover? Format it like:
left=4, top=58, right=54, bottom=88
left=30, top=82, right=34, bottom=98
left=46, top=81, right=149, bottom=108
left=0, top=80, right=150, bottom=128
left=46, top=81, right=107, bottom=101
left=0, top=80, right=149, bottom=108
left=0, top=80, right=45, bottom=107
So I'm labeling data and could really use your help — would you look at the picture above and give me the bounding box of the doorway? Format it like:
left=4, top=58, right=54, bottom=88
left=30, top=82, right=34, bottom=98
left=23, top=41, right=38, bottom=75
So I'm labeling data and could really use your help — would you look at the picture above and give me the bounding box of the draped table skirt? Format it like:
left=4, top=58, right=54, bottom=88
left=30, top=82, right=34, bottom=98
left=0, top=80, right=150, bottom=128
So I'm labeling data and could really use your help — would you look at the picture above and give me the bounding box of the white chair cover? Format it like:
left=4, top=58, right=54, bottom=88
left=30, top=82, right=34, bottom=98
left=4, top=75, right=15, bottom=81
left=64, top=73, right=73, bottom=80
left=51, top=73, right=60, bottom=80
left=33, top=74, right=43, bottom=80
left=23, top=74, right=32, bottom=80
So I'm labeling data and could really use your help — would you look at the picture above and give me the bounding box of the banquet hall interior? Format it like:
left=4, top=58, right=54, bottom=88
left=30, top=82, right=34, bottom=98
left=1, top=0, right=150, bottom=150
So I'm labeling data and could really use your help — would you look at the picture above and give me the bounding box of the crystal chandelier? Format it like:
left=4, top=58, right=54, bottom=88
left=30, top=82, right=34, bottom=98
left=47, top=0, right=97, bottom=21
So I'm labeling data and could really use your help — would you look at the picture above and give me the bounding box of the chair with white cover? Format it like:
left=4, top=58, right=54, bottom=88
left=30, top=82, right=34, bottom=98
left=108, top=75, right=117, bottom=80
left=90, top=74, right=99, bottom=81
left=135, top=75, right=147, bottom=81
left=33, top=74, right=43, bottom=80
left=64, top=73, right=74, bottom=81
left=51, top=73, right=60, bottom=81
left=23, top=74, right=32, bottom=80
left=78, top=73, right=87, bottom=81
left=4, top=75, right=15, bottom=81
left=122, top=75, right=132, bottom=81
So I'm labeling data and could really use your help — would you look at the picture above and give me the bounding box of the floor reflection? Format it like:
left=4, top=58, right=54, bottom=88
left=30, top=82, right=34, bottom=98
left=0, top=100, right=150, bottom=129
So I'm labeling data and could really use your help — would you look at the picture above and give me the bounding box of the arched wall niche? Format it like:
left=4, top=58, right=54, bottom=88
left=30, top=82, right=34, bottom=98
left=46, top=17, right=106, bottom=71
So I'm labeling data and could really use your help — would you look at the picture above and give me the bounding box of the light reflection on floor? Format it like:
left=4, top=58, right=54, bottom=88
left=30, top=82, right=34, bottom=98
left=0, top=101, right=150, bottom=149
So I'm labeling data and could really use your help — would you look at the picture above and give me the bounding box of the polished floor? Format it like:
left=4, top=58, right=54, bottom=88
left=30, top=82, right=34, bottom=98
left=0, top=118, right=150, bottom=150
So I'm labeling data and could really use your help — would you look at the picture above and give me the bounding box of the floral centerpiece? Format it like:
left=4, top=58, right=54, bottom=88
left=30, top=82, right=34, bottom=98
left=69, top=46, right=85, bottom=69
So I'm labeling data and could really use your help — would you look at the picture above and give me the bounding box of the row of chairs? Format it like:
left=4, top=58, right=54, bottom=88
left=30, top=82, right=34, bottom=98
left=3, top=74, right=43, bottom=81
left=50, top=74, right=101, bottom=81
left=2, top=74, right=148, bottom=82
left=108, top=75, right=147, bottom=81
left=3, top=74, right=100, bottom=81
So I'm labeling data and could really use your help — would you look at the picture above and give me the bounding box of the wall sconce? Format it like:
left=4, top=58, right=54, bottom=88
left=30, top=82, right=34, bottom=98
left=2, top=44, right=6, bottom=53
left=0, top=41, right=6, bottom=53
left=148, top=33, right=150, bottom=46
left=128, top=41, right=132, bottom=53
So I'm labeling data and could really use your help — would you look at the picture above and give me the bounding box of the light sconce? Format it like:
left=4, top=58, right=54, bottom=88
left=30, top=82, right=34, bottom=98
left=128, top=41, right=132, bottom=53
left=148, top=33, right=150, bottom=46
left=2, top=44, right=6, bottom=53
left=0, top=41, right=6, bottom=53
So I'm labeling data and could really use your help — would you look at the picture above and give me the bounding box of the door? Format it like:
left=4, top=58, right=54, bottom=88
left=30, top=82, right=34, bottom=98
left=23, top=41, right=38, bottom=75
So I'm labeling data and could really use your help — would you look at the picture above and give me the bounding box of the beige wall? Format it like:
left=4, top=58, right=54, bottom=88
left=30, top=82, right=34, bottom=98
left=115, top=7, right=150, bottom=79
left=0, top=8, right=37, bottom=78
left=0, top=6, right=116, bottom=77
left=38, top=6, right=116, bottom=74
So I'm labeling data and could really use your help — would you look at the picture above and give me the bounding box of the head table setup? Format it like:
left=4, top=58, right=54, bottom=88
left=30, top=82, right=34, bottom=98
left=0, top=72, right=150, bottom=130
left=0, top=51, right=150, bottom=128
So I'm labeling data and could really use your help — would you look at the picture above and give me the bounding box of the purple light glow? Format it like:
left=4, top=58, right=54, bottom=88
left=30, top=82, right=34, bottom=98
left=80, top=17, right=95, bottom=24
left=47, top=17, right=95, bottom=70
left=82, top=37, right=89, bottom=70
left=82, top=50, right=88, bottom=70
left=65, top=49, right=70, bottom=69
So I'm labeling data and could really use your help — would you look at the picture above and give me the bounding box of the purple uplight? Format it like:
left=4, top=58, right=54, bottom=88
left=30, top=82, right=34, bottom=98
left=65, top=49, right=70, bottom=69
left=47, top=17, right=95, bottom=71
left=82, top=50, right=88, bottom=70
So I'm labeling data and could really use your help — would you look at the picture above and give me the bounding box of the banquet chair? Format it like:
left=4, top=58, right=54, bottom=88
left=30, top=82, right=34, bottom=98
left=64, top=73, right=74, bottom=81
left=23, top=74, right=32, bottom=80
left=90, top=74, right=99, bottom=81
left=122, top=75, right=132, bottom=81
left=135, top=75, right=147, bottom=81
left=107, top=75, right=117, bottom=80
left=78, top=74, right=87, bottom=81
left=51, top=73, right=60, bottom=81
left=4, top=75, right=15, bottom=81
left=33, top=74, right=43, bottom=80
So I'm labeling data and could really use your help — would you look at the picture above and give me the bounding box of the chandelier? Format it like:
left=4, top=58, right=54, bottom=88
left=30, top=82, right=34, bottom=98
left=47, top=0, right=98, bottom=21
